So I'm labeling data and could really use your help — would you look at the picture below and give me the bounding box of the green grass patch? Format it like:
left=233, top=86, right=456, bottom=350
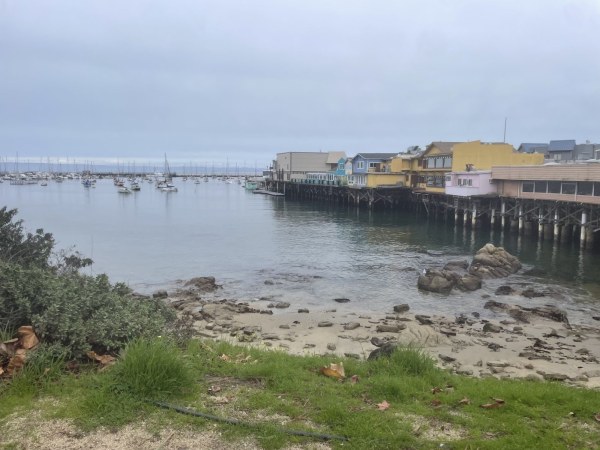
left=1, top=339, right=600, bottom=449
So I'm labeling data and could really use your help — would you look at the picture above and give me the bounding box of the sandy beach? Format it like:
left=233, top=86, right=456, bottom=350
left=166, top=281, right=600, bottom=389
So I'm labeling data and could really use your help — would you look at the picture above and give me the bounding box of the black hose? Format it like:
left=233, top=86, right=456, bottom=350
left=150, top=400, right=349, bottom=442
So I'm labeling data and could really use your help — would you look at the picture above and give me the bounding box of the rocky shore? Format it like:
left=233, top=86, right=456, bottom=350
left=159, top=270, right=600, bottom=389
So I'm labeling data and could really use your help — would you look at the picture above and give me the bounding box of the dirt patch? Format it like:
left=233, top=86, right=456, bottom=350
left=395, top=413, right=469, bottom=442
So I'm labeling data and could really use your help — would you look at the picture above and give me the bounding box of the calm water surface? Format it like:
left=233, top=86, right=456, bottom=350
left=2, top=179, right=600, bottom=323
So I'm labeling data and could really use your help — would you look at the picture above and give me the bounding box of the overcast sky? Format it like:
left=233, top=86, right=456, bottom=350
left=1, top=0, right=599, bottom=167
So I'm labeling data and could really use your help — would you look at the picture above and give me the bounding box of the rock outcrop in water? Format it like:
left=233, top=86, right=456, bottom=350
left=417, top=244, right=520, bottom=294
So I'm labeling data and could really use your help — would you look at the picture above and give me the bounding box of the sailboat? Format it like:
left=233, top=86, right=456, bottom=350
left=160, top=154, right=178, bottom=192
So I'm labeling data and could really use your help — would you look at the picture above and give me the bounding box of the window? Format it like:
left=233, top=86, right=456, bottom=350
left=445, top=175, right=451, bottom=182
left=467, top=179, right=472, bottom=186
left=356, top=161, right=364, bottom=169
left=522, top=182, right=534, bottom=193
left=368, top=162, right=377, bottom=168
left=578, top=182, right=593, bottom=196
left=548, top=181, right=561, bottom=194
left=534, top=181, right=547, bottom=193
left=595, top=182, right=600, bottom=197
left=561, top=182, right=576, bottom=195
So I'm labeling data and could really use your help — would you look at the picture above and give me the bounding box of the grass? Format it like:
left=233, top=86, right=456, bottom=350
left=1, top=339, right=600, bottom=449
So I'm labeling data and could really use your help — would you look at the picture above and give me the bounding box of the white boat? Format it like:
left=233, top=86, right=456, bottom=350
left=130, top=181, right=141, bottom=191
left=118, top=187, right=132, bottom=194
left=159, top=154, right=178, bottom=192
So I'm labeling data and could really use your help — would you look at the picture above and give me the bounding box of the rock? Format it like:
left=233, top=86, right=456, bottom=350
left=482, top=323, right=502, bottom=333
left=298, top=308, right=309, bottom=313
left=456, top=369, right=473, bottom=376
left=524, top=373, right=543, bottom=381
left=575, top=348, right=590, bottom=355
left=376, top=324, right=406, bottom=333
left=334, top=298, right=350, bottom=303
left=524, top=363, right=534, bottom=369
left=468, top=244, right=522, bottom=279
left=417, top=269, right=458, bottom=294
left=592, top=316, right=600, bottom=321
left=415, top=315, right=433, bottom=325
left=457, top=274, right=482, bottom=291
left=344, top=353, right=361, bottom=359
left=439, top=328, right=456, bottom=337
left=279, top=324, right=290, bottom=329
left=370, top=337, right=385, bottom=347
left=303, top=343, right=316, bottom=349
left=495, top=285, right=516, bottom=296
left=152, top=289, right=168, bottom=299
left=519, top=351, right=551, bottom=361
left=513, top=326, right=523, bottom=332
left=326, top=343, right=336, bottom=351
left=393, top=304, right=410, bottom=313
left=484, top=300, right=511, bottom=311
left=583, top=369, right=600, bottom=378
left=242, top=326, right=261, bottom=335
left=261, top=333, right=280, bottom=340
left=367, top=342, right=398, bottom=360
left=184, top=276, right=220, bottom=292
left=318, top=321, right=334, bottom=327
left=525, top=305, right=569, bottom=326
left=443, top=259, right=469, bottom=271
left=344, top=322, right=361, bottom=331
left=438, top=354, right=456, bottom=363
left=523, top=267, right=547, bottom=277
left=264, top=280, right=274, bottom=285
left=543, top=373, right=569, bottom=381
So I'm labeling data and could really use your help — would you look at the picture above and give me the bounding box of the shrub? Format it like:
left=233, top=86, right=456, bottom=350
left=0, top=208, right=176, bottom=358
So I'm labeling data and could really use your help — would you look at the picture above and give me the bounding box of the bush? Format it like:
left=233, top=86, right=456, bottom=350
left=0, top=208, right=176, bottom=358
left=110, top=338, right=195, bottom=399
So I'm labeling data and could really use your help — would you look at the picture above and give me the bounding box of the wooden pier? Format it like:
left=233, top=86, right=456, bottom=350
left=265, top=180, right=600, bottom=249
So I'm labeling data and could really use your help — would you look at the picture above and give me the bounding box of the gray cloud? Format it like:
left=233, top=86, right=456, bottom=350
left=1, top=0, right=599, bottom=166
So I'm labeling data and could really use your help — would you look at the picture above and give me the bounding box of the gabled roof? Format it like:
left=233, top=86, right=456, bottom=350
left=518, top=143, right=548, bottom=153
left=326, top=151, right=347, bottom=164
left=354, top=153, right=397, bottom=160
left=548, top=140, right=576, bottom=152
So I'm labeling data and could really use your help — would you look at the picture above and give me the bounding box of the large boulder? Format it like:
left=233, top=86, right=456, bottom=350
left=184, top=276, right=220, bottom=293
left=469, top=244, right=521, bottom=278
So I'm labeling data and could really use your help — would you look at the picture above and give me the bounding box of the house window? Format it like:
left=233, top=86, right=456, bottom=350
left=534, top=181, right=547, bottom=193
left=522, top=182, right=534, bottom=193
left=595, top=182, right=600, bottom=196
left=368, top=162, right=377, bottom=168
left=548, top=181, right=561, bottom=194
left=561, top=182, right=576, bottom=195
left=356, top=161, right=364, bottom=169
left=578, top=182, right=593, bottom=196
left=467, top=179, right=472, bottom=186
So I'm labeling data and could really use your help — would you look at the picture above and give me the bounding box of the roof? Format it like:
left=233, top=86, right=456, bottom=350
left=518, top=143, right=548, bottom=153
left=354, top=153, right=397, bottom=160
left=548, top=140, right=576, bottom=152
left=427, top=142, right=461, bottom=153
left=326, top=151, right=347, bottom=164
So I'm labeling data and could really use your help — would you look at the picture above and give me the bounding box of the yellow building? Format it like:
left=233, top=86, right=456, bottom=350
left=415, top=141, right=544, bottom=193
left=452, top=141, right=544, bottom=172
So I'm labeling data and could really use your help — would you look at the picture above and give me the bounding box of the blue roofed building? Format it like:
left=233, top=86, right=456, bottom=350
left=547, top=140, right=576, bottom=161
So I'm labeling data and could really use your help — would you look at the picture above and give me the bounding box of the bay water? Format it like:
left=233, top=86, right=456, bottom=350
left=2, top=178, right=600, bottom=324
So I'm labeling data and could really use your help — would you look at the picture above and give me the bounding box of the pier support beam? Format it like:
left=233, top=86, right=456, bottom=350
left=518, top=205, right=524, bottom=234
left=490, top=208, right=496, bottom=227
left=581, top=210, right=588, bottom=247
left=524, top=221, right=534, bottom=236
left=554, top=211, right=560, bottom=241
left=501, top=200, right=506, bottom=228
left=543, top=223, right=554, bottom=240
left=538, top=207, right=544, bottom=239
left=471, top=205, right=477, bottom=228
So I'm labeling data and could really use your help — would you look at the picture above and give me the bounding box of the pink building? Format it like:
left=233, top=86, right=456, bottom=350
left=445, top=170, right=497, bottom=196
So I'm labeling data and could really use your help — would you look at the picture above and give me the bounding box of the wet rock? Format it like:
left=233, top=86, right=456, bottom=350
left=184, top=276, right=220, bottom=292
left=152, top=289, right=168, bottom=299
left=592, top=316, right=600, bottom=321
left=264, top=280, right=274, bottom=285
left=298, top=308, right=309, bottom=313
left=334, top=298, right=350, bottom=303
left=495, top=285, right=516, bottom=296
left=415, top=315, right=433, bottom=325
left=443, top=259, right=469, bottom=271
left=525, top=305, right=569, bottom=326
left=344, top=322, right=361, bottom=331
left=417, top=269, right=457, bottom=294
left=468, top=243, right=522, bottom=279
left=376, top=324, right=406, bottom=333
left=483, top=323, right=502, bottom=333
left=367, top=342, right=398, bottom=360
left=456, top=274, right=482, bottom=291
left=318, top=321, right=334, bottom=327
left=393, top=304, right=410, bottom=313
left=523, top=267, right=547, bottom=277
